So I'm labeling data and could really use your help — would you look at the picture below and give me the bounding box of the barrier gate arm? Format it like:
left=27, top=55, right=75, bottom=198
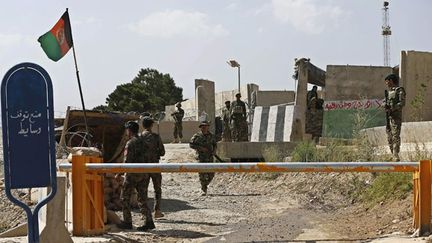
left=58, top=157, right=431, bottom=237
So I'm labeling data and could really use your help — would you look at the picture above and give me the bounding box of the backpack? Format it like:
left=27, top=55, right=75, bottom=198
left=140, top=131, right=159, bottom=162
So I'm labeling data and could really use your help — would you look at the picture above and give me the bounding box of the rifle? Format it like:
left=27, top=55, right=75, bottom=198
left=214, top=154, right=225, bottom=162
left=191, top=142, right=225, bottom=162
left=171, top=112, right=179, bottom=123
left=384, top=90, right=390, bottom=130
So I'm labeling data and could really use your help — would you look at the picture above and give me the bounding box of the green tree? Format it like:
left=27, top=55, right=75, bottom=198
left=98, top=68, right=183, bottom=113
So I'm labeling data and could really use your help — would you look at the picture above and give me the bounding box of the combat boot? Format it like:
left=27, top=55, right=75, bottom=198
left=178, top=139, right=182, bottom=143
left=137, top=221, right=155, bottom=231
left=201, top=185, right=207, bottom=196
left=154, top=210, right=164, bottom=218
left=171, top=138, right=178, bottom=143
left=116, top=221, right=132, bottom=230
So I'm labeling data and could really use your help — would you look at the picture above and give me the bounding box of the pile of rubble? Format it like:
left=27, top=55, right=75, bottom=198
left=104, top=174, right=123, bottom=210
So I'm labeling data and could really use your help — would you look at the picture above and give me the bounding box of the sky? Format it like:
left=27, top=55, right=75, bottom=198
left=1, top=0, right=431, bottom=116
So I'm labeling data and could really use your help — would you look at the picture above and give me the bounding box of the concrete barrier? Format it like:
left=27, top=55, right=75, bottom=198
left=0, top=175, right=72, bottom=242
left=216, top=142, right=297, bottom=160
left=363, top=121, right=432, bottom=146
left=39, top=174, right=73, bottom=243
left=154, top=120, right=200, bottom=143
left=251, top=105, right=294, bottom=142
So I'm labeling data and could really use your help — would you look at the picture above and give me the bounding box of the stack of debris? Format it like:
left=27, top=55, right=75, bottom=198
left=104, top=174, right=139, bottom=211
left=104, top=174, right=123, bottom=210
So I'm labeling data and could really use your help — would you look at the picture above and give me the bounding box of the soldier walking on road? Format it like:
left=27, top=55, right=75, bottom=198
left=222, top=101, right=232, bottom=142
left=141, top=116, right=166, bottom=219
left=190, top=121, right=217, bottom=195
left=230, top=93, right=248, bottom=142
left=384, top=74, right=406, bottom=161
left=117, top=121, right=155, bottom=231
left=171, top=102, right=184, bottom=143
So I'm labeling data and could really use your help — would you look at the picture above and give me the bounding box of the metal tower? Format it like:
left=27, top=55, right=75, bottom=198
left=382, top=1, right=392, bottom=66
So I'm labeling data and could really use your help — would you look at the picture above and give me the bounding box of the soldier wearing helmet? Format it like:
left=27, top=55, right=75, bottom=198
left=384, top=73, right=406, bottom=161
left=171, top=102, right=184, bottom=143
left=221, top=101, right=232, bottom=142
left=230, top=93, right=248, bottom=141
left=189, top=121, right=217, bottom=195
left=140, top=116, right=165, bottom=221
left=118, top=121, right=154, bottom=231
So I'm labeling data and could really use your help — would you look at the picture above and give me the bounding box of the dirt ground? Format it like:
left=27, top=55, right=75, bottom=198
left=0, top=144, right=425, bottom=242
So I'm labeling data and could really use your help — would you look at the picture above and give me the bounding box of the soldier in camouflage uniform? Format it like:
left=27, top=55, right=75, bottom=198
left=117, top=121, right=155, bottom=231
left=141, top=116, right=166, bottom=219
left=384, top=74, right=406, bottom=161
left=171, top=102, right=184, bottom=143
left=230, top=93, right=248, bottom=142
left=189, top=121, right=217, bottom=195
left=305, top=97, right=323, bottom=143
left=222, top=101, right=232, bottom=142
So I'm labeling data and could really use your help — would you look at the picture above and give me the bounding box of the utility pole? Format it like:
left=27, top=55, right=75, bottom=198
left=382, top=1, right=392, bottom=66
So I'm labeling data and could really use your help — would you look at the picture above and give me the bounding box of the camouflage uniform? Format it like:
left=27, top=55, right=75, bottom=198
left=141, top=130, right=165, bottom=213
left=305, top=97, right=323, bottom=143
left=222, top=106, right=232, bottom=142
left=385, top=86, right=406, bottom=160
left=121, top=135, right=152, bottom=224
left=172, top=107, right=184, bottom=140
left=230, top=100, right=248, bottom=142
left=189, top=131, right=217, bottom=193
left=306, top=89, right=318, bottom=110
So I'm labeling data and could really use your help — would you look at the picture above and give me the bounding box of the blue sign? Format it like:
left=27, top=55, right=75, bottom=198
left=1, top=63, right=57, bottom=243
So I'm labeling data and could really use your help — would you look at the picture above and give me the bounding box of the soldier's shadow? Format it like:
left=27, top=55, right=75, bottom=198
left=132, top=198, right=195, bottom=213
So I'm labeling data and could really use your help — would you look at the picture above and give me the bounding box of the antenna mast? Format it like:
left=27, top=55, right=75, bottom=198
left=382, top=1, right=391, bottom=66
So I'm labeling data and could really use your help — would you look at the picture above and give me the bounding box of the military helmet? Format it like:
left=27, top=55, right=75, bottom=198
left=385, top=74, right=399, bottom=85
left=225, top=100, right=230, bottom=104
left=142, top=116, right=154, bottom=128
left=175, top=102, right=182, bottom=107
left=141, top=111, right=151, bottom=117
left=235, top=93, right=241, bottom=98
left=125, top=121, right=139, bottom=133
left=199, top=121, right=210, bottom=127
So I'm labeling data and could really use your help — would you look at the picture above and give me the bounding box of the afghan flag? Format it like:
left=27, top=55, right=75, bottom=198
left=38, top=10, right=73, bottom=62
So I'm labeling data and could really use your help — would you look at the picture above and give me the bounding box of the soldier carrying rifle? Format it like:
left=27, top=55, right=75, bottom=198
left=384, top=74, right=406, bottom=161
left=189, top=121, right=217, bottom=195
left=171, top=102, right=184, bottom=143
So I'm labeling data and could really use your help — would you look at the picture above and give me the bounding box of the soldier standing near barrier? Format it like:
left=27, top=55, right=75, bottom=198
left=222, top=101, right=232, bottom=142
left=190, top=121, right=217, bottom=195
left=230, top=93, right=248, bottom=142
left=171, top=102, right=184, bottom=143
left=384, top=74, right=406, bottom=161
left=141, top=116, right=166, bottom=219
left=118, top=121, right=154, bottom=231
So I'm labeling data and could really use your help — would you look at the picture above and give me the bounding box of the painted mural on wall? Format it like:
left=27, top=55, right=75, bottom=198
left=322, top=99, right=386, bottom=138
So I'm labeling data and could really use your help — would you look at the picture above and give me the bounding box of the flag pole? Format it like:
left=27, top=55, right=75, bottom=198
left=67, top=8, right=89, bottom=136
left=71, top=46, right=89, bottom=135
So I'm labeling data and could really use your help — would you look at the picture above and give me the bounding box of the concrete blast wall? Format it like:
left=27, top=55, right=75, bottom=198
left=325, top=65, right=391, bottom=101
left=165, top=99, right=196, bottom=122
left=214, top=84, right=259, bottom=117
left=196, top=79, right=215, bottom=132
left=255, top=91, right=295, bottom=106
left=400, top=50, right=432, bottom=122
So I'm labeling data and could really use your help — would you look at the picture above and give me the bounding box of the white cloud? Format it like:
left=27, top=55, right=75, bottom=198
left=226, top=3, right=238, bottom=11
left=271, top=0, right=346, bottom=34
left=74, top=17, right=101, bottom=26
left=128, top=10, right=229, bottom=38
left=0, top=34, right=23, bottom=47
